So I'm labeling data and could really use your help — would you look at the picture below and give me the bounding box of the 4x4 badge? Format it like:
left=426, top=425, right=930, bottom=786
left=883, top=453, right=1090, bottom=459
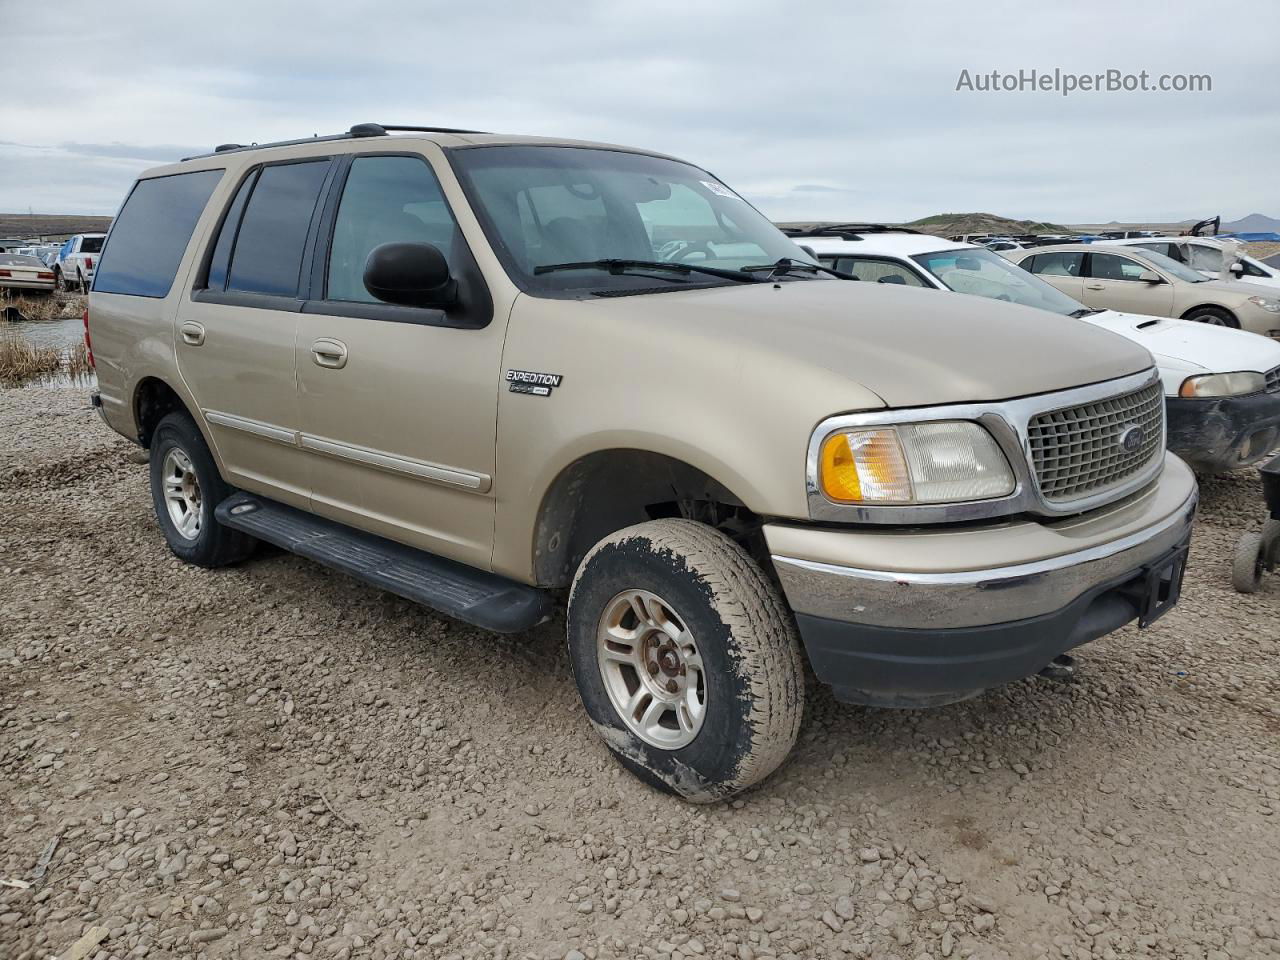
left=506, top=369, right=563, bottom=397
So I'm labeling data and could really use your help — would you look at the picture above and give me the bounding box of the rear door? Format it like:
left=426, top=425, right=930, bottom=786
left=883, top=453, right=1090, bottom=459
left=176, top=157, right=336, bottom=508
left=1082, top=252, right=1175, bottom=315
left=1019, top=251, right=1086, bottom=300
left=294, top=151, right=504, bottom=569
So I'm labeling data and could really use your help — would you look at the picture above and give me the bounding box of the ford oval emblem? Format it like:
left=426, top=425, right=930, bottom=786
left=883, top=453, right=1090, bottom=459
left=1118, top=425, right=1145, bottom=453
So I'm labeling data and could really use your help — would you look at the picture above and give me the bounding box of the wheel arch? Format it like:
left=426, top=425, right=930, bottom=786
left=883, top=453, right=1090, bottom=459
left=1180, top=303, right=1238, bottom=324
left=133, top=376, right=205, bottom=449
left=531, top=448, right=767, bottom=589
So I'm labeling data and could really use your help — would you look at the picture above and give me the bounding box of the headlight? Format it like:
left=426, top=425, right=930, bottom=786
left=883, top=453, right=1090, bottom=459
left=1248, top=296, right=1280, bottom=314
left=818, top=421, right=1015, bottom=504
left=1178, top=371, right=1266, bottom=398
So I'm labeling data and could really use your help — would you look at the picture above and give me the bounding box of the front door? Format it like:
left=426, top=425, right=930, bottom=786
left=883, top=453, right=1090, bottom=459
left=1081, top=252, right=1175, bottom=315
left=295, top=152, right=504, bottom=570
left=176, top=158, right=335, bottom=508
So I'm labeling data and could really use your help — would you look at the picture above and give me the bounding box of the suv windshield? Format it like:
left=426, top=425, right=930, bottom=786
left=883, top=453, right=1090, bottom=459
left=912, top=247, right=1087, bottom=317
left=451, top=146, right=815, bottom=295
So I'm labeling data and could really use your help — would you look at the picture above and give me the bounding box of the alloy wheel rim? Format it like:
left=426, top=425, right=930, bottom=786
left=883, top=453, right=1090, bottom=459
left=596, top=589, right=706, bottom=749
left=161, top=447, right=202, bottom=540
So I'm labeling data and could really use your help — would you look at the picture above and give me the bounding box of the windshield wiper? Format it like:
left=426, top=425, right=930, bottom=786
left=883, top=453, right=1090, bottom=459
left=1069, top=307, right=1103, bottom=318
left=740, top=258, right=855, bottom=280
left=533, top=259, right=764, bottom=283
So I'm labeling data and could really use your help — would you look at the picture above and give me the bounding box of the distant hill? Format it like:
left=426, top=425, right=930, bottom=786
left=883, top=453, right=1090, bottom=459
left=1223, top=213, right=1280, bottom=233
left=0, top=213, right=113, bottom=240
left=904, top=212, right=1069, bottom=236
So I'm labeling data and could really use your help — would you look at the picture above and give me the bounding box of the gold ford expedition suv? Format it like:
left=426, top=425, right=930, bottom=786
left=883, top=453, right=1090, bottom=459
left=88, top=123, right=1198, bottom=801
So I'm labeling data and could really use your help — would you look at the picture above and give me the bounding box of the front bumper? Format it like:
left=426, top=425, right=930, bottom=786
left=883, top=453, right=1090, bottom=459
left=1166, top=392, right=1280, bottom=474
left=767, top=456, right=1198, bottom=707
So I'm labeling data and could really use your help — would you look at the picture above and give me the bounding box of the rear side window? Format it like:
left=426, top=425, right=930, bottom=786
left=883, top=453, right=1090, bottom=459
left=225, top=160, right=330, bottom=297
left=80, top=236, right=104, bottom=254
left=1024, top=251, right=1083, bottom=277
left=94, top=170, right=223, bottom=297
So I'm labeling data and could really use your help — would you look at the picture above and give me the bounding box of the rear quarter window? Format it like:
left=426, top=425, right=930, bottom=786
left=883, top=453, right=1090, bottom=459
left=94, top=170, right=224, bottom=298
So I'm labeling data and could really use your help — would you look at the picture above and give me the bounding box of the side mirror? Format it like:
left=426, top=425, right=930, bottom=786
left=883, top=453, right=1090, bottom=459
left=363, top=242, right=456, bottom=308
left=1229, top=261, right=1245, bottom=276
left=799, top=245, right=818, bottom=259
left=1137, top=269, right=1163, bottom=284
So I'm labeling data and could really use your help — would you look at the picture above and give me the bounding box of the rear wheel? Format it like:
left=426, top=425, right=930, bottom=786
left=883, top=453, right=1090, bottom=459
left=54, top=269, right=66, bottom=293
left=1232, top=533, right=1266, bottom=593
left=1184, top=305, right=1239, bottom=328
left=567, top=519, right=805, bottom=802
left=149, top=412, right=255, bottom=568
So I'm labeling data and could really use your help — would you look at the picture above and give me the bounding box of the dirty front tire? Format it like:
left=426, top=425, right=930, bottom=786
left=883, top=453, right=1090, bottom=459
left=1231, top=532, right=1265, bottom=593
left=1184, top=306, right=1239, bottom=328
left=148, top=412, right=255, bottom=568
left=567, top=519, right=805, bottom=803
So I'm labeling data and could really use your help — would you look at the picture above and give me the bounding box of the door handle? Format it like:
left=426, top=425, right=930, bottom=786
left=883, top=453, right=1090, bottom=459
left=180, top=321, right=206, bottom=346
left=311, top=338, right=348, bottom=369
left=1085, top=284, right=1105, bottom=290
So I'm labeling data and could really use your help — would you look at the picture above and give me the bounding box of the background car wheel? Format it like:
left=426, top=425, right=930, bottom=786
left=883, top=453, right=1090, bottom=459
left=567, top=519, right=805, bottom=803
left=1184, top=306, right=1239, bottom=328
left=1232, top=533, right=1266, bottom=593
left=53, top=270, right=66, bottom=293
left=148, top=411, right=255, bottom=568
left=77, top=271, right=88, bottom=294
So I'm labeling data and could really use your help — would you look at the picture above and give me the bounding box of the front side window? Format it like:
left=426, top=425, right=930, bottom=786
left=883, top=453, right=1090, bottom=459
left=1124, top=248, right=1206, bottom=283
left=225, top=160, right=330, bottom=297
left=914, top=247, right=1087, bottom=316
left=451, top=145, right=813, bottom=295
left=327, top=155, right=462, bottom=303
left=94, top=170, right=223, bottom=298
left=1023, top=251, right=1083, bottom=277
left=829, top=256, right=926, bottom=286
left=1087, top=253, right=1149, bottom=281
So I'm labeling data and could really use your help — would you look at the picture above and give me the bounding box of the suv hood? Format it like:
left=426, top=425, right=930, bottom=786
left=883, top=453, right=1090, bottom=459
left=589, top=278, right=1153, bottom=408
left=1085, top=310, right=1280, bottom=391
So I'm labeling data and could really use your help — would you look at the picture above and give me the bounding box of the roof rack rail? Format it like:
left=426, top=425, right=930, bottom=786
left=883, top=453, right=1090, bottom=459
left=182, top=122, right=490, bottom=161
left=781, top=223, right=923, bottom=240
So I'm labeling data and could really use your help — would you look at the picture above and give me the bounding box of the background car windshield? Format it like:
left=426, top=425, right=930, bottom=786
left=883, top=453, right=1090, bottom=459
left=1132, top=248, right=1206, bottom=283
left=913, top=247, right=1085, bottom=316
left=452, top=146, right=815, bottom=293
left=0, top=254, right=45, bottom=267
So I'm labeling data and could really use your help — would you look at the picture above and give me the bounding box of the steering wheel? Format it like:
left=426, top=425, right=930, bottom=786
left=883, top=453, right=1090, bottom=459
left=665, top=240, right=716, bottom=262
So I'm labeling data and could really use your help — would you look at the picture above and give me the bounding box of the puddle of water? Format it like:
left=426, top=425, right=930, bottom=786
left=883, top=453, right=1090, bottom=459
left=1, top=309, right=94, bottom=388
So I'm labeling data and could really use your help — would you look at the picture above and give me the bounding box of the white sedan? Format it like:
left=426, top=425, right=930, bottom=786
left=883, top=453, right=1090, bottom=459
left=0, top=253, right=57, bottom=294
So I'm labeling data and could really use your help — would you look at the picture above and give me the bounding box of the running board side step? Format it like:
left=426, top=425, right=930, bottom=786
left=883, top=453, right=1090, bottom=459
left=215, top=492, right=553, bottom=634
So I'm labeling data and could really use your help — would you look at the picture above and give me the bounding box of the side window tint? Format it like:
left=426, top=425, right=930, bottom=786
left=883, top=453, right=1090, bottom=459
left=327, top=155, right=461, bottom=303
left=206, top=172, right=258, bottom=291
left=1029, top=252, right=1082, bottom=277
left=226, top=160, right=330, bottom=297
left=1089, top=253, right=1146, bottom=281
left=94, top=170, right=224, bottom=298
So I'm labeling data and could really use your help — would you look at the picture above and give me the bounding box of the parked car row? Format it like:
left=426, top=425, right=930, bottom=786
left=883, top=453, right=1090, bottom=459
left=788, top=226, right=1280, bottom=475
left=87, top=123, right=1202, bottom=801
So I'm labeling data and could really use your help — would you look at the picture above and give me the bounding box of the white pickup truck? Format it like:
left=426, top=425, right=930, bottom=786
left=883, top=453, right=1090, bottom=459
left=54, top=233, right=107, bottom=292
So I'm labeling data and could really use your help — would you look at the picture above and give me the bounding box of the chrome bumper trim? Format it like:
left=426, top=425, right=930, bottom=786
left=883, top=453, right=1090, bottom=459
left=773, top=486, right=1197, bottom=629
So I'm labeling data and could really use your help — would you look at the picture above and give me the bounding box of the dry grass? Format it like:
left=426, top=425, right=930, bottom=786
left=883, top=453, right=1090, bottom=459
left=0, top=290, right=85, bottom=321
left=0, top=335, right=92, bottom=387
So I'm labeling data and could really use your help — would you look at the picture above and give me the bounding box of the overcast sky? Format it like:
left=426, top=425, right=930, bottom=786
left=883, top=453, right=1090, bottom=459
left=1, top=0, right=1276, bottom=224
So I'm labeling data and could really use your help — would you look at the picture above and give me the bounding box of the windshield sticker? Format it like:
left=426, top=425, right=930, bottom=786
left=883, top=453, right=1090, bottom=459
left=700, top=179, right=736, bottom=199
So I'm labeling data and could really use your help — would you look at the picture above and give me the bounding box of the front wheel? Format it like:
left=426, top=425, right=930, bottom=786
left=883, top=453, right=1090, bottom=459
left=148, top=412, right=255, bottom=568
left=567, top=519, right=805, bottom=802
left=1184, top=306, right=1239, bottom=328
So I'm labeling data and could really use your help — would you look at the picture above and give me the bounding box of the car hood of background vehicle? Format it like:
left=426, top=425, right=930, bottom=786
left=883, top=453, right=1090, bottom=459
left=1085, top=310, right=1280, bottom=377
left=589, top=278, right=1153, bottom=408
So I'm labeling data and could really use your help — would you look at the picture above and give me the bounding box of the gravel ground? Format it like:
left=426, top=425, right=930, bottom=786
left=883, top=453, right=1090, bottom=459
left=2, top=387, right=1279, bottom=960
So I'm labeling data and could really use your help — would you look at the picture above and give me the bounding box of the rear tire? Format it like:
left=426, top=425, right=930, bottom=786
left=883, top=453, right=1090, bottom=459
left=567, top=519, right=805, bottom=803
left=54, top=269, right=66, bottom=293
left=148, top=412, right=255, bottom=568
left=1184, top=305, right=1239, bottom=328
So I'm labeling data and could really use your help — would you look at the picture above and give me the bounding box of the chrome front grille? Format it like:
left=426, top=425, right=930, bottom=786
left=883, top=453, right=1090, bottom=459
left=1027, top=380, right=1164, bottom=503
left=1267, top=365, right=1280, bottom=394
